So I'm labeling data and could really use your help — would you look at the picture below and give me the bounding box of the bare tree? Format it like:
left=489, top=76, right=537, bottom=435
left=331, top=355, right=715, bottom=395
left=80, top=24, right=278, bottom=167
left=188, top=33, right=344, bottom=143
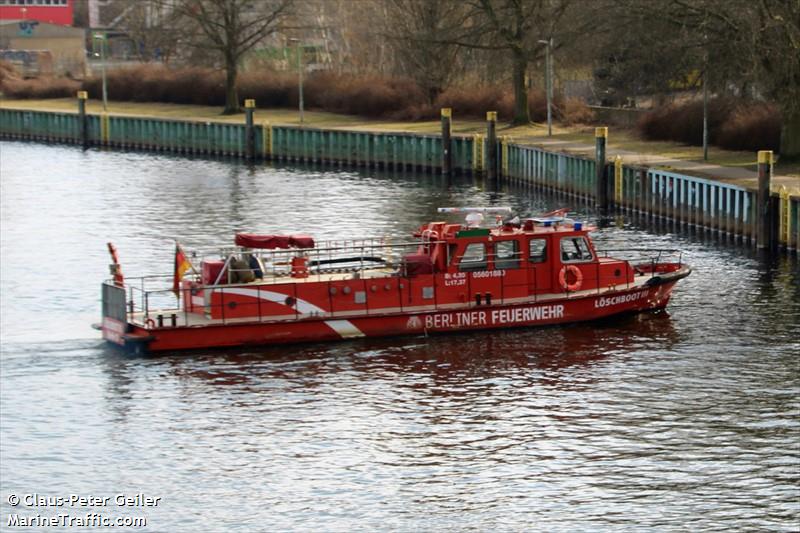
left=605, top=0, right=800, bottom=157
left=380, top=0, right=463, bottom=103
left=173, top=0, right=293, bottom=114
left=119, top=1, right=181, bottom=62
left=429, top=0, right=596, bottom=125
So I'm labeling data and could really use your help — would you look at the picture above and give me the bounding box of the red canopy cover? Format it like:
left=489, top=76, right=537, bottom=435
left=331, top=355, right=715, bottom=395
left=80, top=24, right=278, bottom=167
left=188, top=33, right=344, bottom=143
left=235, top=233, right=315, bottom=249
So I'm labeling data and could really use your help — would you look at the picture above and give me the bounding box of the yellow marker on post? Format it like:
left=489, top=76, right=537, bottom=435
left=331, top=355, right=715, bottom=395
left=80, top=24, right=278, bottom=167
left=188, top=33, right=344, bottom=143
left=779, top=185, right=790, bottom=245
left=500, top=135, right=510, bottom=176
left=473, top=133, right=485, bottom=172
left=262, top=121, right=272, bottom=157
left=100, top=113, right=110, bottom=144
left=614, top=155, right=623, bottom=203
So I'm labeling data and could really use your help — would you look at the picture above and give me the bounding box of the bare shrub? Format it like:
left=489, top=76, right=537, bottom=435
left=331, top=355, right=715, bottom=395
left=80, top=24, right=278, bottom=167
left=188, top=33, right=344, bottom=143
left=716, top=104, right=781, bottom=152
left=306, top=72, right=427, bottom=117
left=4, top=63, right=605, bottom=131
left=638, top=97, right=780, bottom=152
left=0, top=60, right=18, bottom=83
left=435, top=86, right=509, bottom=119
left=556, top=97, right=594, bottom=125
left=638, top=98, right=734, bottom=145
left=1, top=76, right=79, bottom=98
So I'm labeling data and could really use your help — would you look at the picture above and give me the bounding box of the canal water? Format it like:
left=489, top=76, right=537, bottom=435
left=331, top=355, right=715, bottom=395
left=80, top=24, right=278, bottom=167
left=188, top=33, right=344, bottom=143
left=1, top=141, right=798, bottom=531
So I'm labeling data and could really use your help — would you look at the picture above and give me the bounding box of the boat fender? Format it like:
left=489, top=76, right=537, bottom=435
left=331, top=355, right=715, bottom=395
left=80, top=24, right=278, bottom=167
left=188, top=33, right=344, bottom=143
left=559, top=265, right=583, bottom=292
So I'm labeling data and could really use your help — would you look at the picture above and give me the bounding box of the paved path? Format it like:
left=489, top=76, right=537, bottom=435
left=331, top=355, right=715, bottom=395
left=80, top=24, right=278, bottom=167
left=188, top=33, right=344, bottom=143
left=514, top=136, right=799, bottom=193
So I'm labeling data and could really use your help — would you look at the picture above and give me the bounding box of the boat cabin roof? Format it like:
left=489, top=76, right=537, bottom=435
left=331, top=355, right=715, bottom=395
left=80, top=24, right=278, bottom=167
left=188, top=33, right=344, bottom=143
left=422, top=217, right=594, bottom=242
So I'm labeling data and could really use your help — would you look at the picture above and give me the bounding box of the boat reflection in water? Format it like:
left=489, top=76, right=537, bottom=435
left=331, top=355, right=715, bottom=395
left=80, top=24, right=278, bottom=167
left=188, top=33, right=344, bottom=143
left=108, top=310, right=679, bottom=395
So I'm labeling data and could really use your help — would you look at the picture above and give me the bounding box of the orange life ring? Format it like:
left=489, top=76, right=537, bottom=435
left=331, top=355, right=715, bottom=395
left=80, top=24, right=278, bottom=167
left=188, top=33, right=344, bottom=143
left=145, top=318, right=156, bottom=329
left=559, top=265, right=583, bottom=292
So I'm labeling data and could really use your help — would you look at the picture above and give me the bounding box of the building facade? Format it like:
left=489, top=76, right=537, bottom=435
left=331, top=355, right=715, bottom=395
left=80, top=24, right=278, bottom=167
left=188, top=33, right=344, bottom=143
left=0, top=0, right=74, bottom=26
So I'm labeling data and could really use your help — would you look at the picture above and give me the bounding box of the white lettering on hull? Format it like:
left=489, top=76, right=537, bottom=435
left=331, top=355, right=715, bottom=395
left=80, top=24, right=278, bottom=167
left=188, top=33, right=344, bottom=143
left=594, top=289, right=649, bottom=308
left=423, top=304, right=564, bottom=331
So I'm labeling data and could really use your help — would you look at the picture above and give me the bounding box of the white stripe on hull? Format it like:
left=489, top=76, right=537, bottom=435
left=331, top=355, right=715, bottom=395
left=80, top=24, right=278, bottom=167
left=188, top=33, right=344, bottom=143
left=216, top=287, right=364, bottom=338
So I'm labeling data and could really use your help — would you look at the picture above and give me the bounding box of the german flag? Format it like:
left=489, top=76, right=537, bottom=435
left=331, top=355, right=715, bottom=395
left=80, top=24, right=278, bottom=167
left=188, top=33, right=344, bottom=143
left=173, top=242, right=193, bottom=298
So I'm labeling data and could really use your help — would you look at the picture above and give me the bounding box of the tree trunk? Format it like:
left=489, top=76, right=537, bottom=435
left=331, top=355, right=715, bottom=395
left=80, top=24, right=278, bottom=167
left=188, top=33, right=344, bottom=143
left=780, top=111, right=800, bottom=161
left=223, top=55, right=240, bottom=115
left=511, top=48, right=530, bottom=125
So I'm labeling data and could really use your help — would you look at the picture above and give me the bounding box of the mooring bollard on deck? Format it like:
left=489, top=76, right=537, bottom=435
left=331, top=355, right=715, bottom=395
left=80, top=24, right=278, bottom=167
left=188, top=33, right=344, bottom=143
left=486, top=111, right=497, bottom=181
left=245, top=99, right=255, bottom=160
left=757, top=150, right=773, bottom=249
left=441, top=108, right=452, bottom=176
left=77, top=91, right=88, bottom=149
left=595, top=127, right=609, bottom=210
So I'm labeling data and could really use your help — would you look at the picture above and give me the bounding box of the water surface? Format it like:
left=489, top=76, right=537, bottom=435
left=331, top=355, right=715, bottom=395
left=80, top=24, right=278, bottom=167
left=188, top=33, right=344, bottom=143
left=1, top=142, right=798, bottom=531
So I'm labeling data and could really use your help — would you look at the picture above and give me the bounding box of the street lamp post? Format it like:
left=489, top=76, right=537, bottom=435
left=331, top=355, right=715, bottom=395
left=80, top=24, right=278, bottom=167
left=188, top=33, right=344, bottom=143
left=94, top=32, right=108, bottom=111
left=538, top=38, right=553, bottom=136
left=289, top=38, right=304, bottom=124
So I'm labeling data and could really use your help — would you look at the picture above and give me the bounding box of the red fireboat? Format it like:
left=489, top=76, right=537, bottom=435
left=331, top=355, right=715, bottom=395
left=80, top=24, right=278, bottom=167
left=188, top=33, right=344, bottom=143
left=96, top=208, right=691, bottom=353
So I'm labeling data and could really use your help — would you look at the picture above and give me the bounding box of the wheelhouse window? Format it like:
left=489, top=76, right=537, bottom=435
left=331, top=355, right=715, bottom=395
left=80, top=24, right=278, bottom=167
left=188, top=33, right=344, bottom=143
left=494, top=240, right=520, bottom=270
left=529, top=238, right=547, bottom=263
left=458, top=243, right=487, bottom=272
left=560, top=236, right=594, bottom=262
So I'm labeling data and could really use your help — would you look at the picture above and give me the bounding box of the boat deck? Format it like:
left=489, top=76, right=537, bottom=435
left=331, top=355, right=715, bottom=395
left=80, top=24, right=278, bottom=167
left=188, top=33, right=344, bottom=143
left=130, top=273, right=657, bottom=329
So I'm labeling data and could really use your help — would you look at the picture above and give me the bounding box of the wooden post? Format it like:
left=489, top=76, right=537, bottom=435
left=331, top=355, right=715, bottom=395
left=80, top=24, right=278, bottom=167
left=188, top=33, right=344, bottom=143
left=486, top=111, right=497, bottom=181
left=245, top=99, right=255, bottom=160
left=77, top=90, right=88, bottom=149
left=441, top=108, right=452, bottom=176
left=757, top=150, right=773, bottom=249
left=595, top=127, right=608, bottom=210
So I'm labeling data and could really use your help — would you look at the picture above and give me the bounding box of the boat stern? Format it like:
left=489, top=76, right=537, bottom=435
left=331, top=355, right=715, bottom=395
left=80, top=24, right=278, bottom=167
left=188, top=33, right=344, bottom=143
left=97, top=281, right=153, bottom=354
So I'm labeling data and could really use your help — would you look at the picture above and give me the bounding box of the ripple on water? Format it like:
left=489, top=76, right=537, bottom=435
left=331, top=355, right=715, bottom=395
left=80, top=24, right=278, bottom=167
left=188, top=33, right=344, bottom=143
left=1, top=142, right=798, bottom=531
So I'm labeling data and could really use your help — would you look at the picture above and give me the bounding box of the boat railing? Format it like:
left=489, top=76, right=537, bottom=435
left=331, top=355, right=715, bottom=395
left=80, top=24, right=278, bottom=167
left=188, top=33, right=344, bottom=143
left=596, top=248, right=684, bottom=269
left=107, top=247, right=686, bottom=327
left=188, top=238, right=441, bottom=282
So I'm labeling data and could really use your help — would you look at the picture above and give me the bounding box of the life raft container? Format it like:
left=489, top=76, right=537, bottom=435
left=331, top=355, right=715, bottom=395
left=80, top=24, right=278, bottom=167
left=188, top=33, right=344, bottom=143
left=559, top=264, right=583, bottom=292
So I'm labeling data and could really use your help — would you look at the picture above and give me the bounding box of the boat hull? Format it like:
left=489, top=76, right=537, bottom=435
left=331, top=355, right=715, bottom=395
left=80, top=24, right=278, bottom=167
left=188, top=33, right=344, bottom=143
left=111, top=277, right=684, bottom=353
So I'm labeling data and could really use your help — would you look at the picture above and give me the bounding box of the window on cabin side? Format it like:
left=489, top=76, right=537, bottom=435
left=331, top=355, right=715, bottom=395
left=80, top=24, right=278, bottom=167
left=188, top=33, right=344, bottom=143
left=459, top=243, right=487, bottom=272
left=529, top=239, right=547, bottom=263
left=560, top=237, right=593, bottom=262
left=494, top=240, right=520, bottom=270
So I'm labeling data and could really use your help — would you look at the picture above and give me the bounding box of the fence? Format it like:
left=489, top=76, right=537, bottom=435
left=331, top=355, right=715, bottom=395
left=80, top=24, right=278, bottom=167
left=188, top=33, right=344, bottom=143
left=0, top=108, right=474, bottom=173
left=1, top=106, right=797, bottom=253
